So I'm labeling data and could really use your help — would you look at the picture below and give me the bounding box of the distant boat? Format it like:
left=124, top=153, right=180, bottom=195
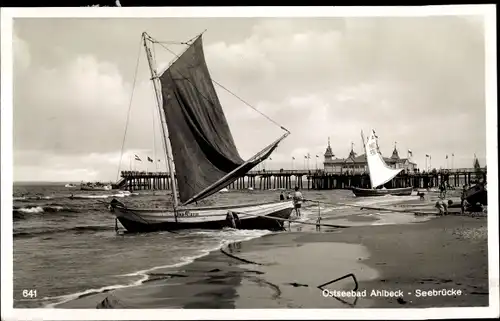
left=351, top=130, right=413, bottom=197
left=107, top=32, right=293, bottom=233
left=65, top=183, right=76, bottom=188
left=81, top=182, right=113, bottom=191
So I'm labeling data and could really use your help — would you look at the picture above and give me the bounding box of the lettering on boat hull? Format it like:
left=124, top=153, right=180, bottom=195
left=177, top=210, right=199, bottom=217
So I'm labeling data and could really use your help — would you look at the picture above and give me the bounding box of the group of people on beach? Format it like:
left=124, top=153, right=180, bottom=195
left=434, top=183, right=483, bottom=216
left=279, top=187, right=304, bottom=218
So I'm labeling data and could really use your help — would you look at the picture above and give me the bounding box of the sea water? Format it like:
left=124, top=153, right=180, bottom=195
left=12, top=183, right=436, bottom=308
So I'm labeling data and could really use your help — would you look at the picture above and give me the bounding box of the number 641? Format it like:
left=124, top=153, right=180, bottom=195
left=22, top=289, right=37, bottom=298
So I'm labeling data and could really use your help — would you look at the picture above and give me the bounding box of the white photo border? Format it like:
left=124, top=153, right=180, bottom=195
left=1, top=5, right=498, bottom=320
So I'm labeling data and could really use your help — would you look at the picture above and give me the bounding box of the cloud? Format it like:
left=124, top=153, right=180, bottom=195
left=205, top=20, right=345, bottom=105
left=12, top=16, right=487, bottom=181
left=14, top=166, right=100, bottom=183
left=14, top=149, right=165, bottom=182
left=14, top=47, right=164, bottom=157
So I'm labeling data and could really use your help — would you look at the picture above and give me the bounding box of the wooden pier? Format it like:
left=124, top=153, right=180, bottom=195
left=114, top=168, right=486, bottom=191
left=115, top=171, right=174, bottom=191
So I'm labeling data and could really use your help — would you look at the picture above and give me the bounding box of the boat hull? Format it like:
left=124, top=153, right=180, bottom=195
left=351, top=186, right=413, bottom=197
left=81, top=185, right=113, bottom=191
left=111, top=200, right=295, bottom=233
left=465, top=183, right=487, bottom=205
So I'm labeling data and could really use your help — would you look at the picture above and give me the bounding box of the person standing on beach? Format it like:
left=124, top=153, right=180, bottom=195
left=292, top=186, right=304, bottom=217
left=439, top=180, right=447, bottom=199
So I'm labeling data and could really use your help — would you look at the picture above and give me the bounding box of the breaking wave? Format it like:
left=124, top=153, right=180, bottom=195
left=13, top=205, right=79, bottom=214
left=14, top=196, right=54, bottom=201
left=69, top=191, right=139, bottom=199
left=14, top=190, right=138, bottom=201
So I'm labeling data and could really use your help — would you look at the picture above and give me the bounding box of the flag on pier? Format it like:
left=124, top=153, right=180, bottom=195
left=408, top=149, right=413, bottom=157
left=446, top=155, right=448, bottom=159
left=158, top=159, right=161, bottom=162
left=316, top=155, right=319, bottom=158
left=292, top=157, right=295, bottom=160
left=135, top=155, right=141, bottom=161
left=147, top=157, right=153, bottom=162
left=452, top=153, right=454, bottom=157
left=425, top=154, right=429, bottom=157
left=304, top=155, right=307, bottom=159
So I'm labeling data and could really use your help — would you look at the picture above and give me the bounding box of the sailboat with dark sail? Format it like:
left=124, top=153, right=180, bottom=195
left=351, top=130, right=413, bottom=197
left=108, top=32, right=294, bottom=232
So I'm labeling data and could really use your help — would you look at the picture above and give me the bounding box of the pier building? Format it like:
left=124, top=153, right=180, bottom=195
left=322, top=138, right=417, bottom=174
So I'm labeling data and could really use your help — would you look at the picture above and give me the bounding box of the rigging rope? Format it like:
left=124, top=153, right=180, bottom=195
left=151, top=35, right=290, bottom=134
left=116, top=37, right=143, bottom=182
left=304, top=199, right=436, bottom=216
left=152, top=40, right=190, bottom=45
left=147, top=31, right=201, bottom=47
left=231, top=209, right=349, bottom=229
left=212, top=79, right=290, bottom=133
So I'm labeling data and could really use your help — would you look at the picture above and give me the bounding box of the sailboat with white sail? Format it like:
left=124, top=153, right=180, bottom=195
left=107, top=32, right=294, bottom=232
left=351, top=130, right=413, bottom=197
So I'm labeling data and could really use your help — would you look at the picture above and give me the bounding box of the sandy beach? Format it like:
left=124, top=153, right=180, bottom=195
left=59, top=213, right=489, bottom=309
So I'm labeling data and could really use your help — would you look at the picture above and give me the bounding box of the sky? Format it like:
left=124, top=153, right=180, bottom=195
left=12, top=15, right=488, bottom=182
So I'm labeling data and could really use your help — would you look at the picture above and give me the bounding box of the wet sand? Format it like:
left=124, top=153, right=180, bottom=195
left=59, top=214, right=489, bottom=309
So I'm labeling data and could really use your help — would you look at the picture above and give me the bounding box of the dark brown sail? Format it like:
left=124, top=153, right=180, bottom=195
left=183, top=134, right=286, bottom=205
left=159, top=35, right=261, bottom=204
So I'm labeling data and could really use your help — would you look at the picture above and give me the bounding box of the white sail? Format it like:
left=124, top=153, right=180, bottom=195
left=363, top=130, right=402, bottom=189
